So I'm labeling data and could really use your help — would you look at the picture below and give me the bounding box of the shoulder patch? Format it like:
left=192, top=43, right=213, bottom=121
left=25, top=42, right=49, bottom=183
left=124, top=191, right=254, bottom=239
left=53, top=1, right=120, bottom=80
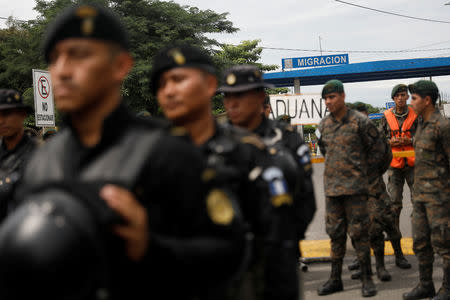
left=206, top=189, right=235, bottom=225
left=241, top=135, right=265, bottom=150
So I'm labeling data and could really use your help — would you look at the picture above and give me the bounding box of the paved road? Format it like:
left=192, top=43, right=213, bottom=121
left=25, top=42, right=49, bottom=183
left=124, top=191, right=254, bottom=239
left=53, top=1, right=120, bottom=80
left=300, top=255, right=443, bottom=300
left=305, top=162, right=413, bottom=241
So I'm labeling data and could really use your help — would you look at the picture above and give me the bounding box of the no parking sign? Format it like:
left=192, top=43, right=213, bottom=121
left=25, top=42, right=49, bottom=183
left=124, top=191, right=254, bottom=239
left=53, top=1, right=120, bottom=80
left=32, top=69, right=55, bottom=127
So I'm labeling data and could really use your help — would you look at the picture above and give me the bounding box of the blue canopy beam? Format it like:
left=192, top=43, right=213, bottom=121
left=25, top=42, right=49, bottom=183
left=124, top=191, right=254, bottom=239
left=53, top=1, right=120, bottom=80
left=263, top=57, right=450, bottom=87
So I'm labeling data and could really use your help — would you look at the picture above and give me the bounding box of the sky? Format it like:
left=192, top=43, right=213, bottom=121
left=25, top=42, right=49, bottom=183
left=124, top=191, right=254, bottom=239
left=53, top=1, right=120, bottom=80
left=1, top=0, right=450, bottom=108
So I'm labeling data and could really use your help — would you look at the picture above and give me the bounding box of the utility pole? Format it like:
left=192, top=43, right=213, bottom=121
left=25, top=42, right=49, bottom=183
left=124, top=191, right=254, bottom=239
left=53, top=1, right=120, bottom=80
left=319, top=36, right=323, bottom=56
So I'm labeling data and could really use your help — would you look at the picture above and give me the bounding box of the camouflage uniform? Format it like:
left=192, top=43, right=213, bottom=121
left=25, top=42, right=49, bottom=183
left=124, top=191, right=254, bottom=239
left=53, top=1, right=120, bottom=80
left=412, top=108, right=450, bottom=291
left=379, top=108, right=418, bottom=232
left=318, top=109, right=386, bottom=262
left=367, top=175, right=402, bottom=246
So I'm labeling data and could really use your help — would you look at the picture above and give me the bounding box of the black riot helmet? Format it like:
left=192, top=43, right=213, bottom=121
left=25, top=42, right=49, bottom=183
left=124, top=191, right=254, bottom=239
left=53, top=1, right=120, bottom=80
left=0, top=182, right=124, bottom=300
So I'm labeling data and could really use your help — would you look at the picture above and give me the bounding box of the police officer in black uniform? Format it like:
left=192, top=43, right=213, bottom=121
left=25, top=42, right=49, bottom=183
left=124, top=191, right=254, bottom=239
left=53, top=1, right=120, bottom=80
left=151, top=44, right=294, bottom=300
left=0, top=89, right=37, bottom=221
left=220, top=64, right=317, bottom=300
left=0, top=5, right=246, bottom=300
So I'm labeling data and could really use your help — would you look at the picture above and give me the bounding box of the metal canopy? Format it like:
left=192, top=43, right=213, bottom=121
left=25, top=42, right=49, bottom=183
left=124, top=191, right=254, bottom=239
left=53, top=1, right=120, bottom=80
left=263, top=57, right=450, bottom=87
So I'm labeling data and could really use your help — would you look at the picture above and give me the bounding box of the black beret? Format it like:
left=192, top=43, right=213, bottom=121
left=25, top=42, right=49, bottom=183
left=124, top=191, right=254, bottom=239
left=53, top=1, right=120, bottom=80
left=217, top=65, right=274, bottom=93
left=150, top=44, right=216, bottom=94
left=43, top=4, right=130, bottom=63
left=0, top=89, right=33, bottom=113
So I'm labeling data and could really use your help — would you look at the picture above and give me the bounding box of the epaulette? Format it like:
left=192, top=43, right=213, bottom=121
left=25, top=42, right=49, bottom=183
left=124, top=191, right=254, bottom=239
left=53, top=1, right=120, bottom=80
left=241, top=134, right=266, bottom=150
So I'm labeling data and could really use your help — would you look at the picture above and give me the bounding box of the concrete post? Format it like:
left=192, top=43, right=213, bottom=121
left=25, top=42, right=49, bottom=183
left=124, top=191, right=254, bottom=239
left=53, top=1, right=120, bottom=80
left=294, top=78, right=301, bottom=94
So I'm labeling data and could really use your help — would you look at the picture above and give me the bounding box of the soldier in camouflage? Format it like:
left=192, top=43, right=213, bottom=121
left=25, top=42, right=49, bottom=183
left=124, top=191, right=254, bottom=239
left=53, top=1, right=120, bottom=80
left=379, top=84, right=417, bottom=269
left=317, top=80, right=387, bottom=297
left=348, top=104, right=402, bottom=282
left=403, top=80, right=450, bottom=300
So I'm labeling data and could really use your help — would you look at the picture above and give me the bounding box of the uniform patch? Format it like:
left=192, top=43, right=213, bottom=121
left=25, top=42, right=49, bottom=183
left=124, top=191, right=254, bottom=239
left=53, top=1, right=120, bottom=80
left=262, top=167, right=289, bottom=196
left=296, top=144, right=311, bottom=165
left=271, top=194, right=293, bottom=207
left=206, top=189, right=235, bottom=225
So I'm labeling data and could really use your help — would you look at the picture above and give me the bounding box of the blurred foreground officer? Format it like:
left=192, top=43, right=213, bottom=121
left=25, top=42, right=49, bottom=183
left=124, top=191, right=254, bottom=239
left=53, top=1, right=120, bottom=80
left=317, top=80, right=386, bottom=297
left=220, top=64, right=317, bottom=300
left=152, top=44, right=287, bottom=300
left=349, top=104, right=400, bottom=282
left=0, top=90, right=36, bottom=220
left=379, top=84, right=416, bottom=269
left=403, top=80, right=450, bottom=300
left=0, top=5, right=245, bottom=300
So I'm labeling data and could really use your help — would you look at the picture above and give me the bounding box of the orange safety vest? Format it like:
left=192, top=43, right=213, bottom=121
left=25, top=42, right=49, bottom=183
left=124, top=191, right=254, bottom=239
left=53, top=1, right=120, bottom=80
left=384, top=106, right=417, bottom=168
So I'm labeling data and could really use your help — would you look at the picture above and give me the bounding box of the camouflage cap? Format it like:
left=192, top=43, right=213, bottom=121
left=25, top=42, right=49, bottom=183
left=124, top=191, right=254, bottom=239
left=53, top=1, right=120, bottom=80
left=321, top=79, right=344, bottom=98
left=408, top=80, right=439, bottom=100
left=391, top=84, right=408, bottom=99
left=43, top=4, right=130, bottom=63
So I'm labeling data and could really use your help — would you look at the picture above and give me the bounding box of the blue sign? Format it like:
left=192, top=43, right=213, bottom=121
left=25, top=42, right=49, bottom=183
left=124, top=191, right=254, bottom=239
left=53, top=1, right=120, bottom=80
left=282, top=54, right=349, bottom=70
left=386, top=102, right=395, bottom=110
left=369, top=113, right=383, bottom=120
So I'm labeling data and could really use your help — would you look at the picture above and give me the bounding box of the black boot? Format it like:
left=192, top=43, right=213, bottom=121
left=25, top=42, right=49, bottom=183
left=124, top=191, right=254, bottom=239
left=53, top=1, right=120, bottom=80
left=351, top=267, right=372, bottom=280
left=375, top=249, right=392, bottom=282
left=432, top=262, right=450, bottom=300
left=391, top=239, right=412, bottom=269
left=403, top=264, right=436, bottom=300
left=318, top=259, right=344, bottom=296
left=348, top=257, right=360, bottom=271
left=361, top=256, right=377, bottom=297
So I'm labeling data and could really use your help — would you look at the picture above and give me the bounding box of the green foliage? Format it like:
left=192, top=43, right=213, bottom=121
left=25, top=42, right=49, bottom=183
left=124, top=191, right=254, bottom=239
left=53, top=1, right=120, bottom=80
left=266, top=87, right=289, bottom=95
left=347, top=101, right=381, bottom=114
left=214, top=39, right=278, bottom=73
left=0, top=0, right=240, bottom=122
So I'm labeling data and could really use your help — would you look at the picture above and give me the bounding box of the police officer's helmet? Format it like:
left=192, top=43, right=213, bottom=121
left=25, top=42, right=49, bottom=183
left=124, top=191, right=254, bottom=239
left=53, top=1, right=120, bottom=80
left=0, top=182, right=122, bottom=300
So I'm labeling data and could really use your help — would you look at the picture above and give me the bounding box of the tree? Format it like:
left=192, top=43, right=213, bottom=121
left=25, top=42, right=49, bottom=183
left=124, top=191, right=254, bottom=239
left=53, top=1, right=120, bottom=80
left=211, top=39, right=280, bottom=114
left=0, top=0, right=239, bottom=120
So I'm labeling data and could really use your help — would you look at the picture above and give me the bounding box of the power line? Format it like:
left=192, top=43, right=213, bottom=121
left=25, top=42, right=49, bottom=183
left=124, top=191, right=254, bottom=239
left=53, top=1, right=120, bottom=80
left=260, top=46, right=450, bottom=53
left=0, top=16, right=27, bottom=22
left=335, top=0, right=450, bottom=24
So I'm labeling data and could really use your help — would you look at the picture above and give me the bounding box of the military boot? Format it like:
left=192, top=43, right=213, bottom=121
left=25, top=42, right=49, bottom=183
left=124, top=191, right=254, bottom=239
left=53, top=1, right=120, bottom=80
left=348, top=257, right=360, bottom=271
left=391, top=239, right=412, bottom=269
left=317, top=259, right=343, bottom=296
left=432, top=262, right=450, bottom=300
left=351, top=267, right=372, bottom=280
left=360, top=257, right=377, bottom=297
left=374, top=249, right=392, bottom=282
left=403, top=264, right=436, bottom=300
